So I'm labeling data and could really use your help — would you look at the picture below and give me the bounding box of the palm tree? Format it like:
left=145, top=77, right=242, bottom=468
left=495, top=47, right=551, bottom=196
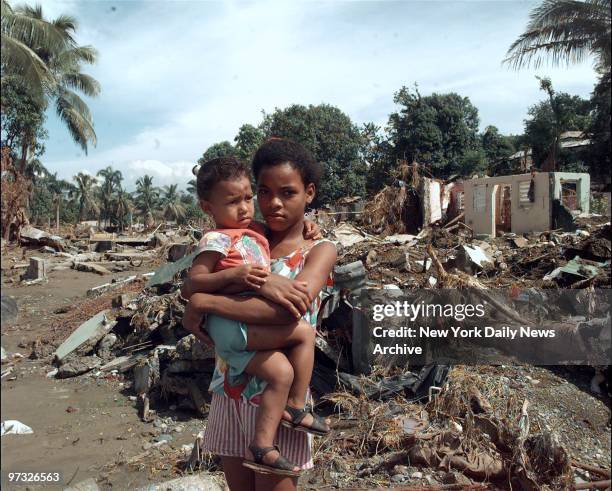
left=97, top=166, right=122, bottom=227
left=47, top=173, right=70, bottom=232
left=1, top=0, right=65, bottom=102
left=161, top=184, right=186, bottom=223
left=114, top=189, right=133, bottom=232
left=1, top=2, right=100, bottom=155
left=134, top=175, right=159, bottom=227
left=186, top=179, right=197, bottom=196
left=71, top=172, right=99, bottom=223
left=504, top=0, right=611, bottom=72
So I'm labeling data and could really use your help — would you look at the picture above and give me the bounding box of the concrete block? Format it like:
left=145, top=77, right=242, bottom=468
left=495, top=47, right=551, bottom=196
left=25, top=257, right=47, bottom=280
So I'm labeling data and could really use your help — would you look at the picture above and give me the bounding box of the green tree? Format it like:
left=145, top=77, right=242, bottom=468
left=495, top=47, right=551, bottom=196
left=504, top=0, right=611, bottom=73
left=524, top=82, right=591, bottom=169
left=114, top=189, right=132, bottom=231
left=482, top=126, right=515, bottom=163
left=46, top=172, right=71, bottom=231
left=388, top=86, right=481, bottom=178
left=71, top=172, right=99, bottom=223
left=186, top=179, right=197, bottom=197
left=0, top=79, right=47, bottom=173
left=1, top=0, right=65, bottom=102
left=260, top=104, right=366, bottom=204
left=134, top=175, right=159, bottom=227
left=481, top=125, right=516, bottom=175
left=96, top=165, right=123, bottom=227
left=198, top=141, right=238, bottom=164
left=1, top=2, right=100, bottom=156
left=161, top=184, right=186, bottom=223
left=586, top=72, right=611, bottom=181
left=362, top=122, right=395, bottom=194
left=234, top=123, right=265, bottom=162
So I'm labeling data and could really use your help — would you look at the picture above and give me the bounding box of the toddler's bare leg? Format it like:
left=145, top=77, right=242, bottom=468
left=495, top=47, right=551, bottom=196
left=243, top=350, right=300, bottom=472
left=246, top=320, right=317, bottom=418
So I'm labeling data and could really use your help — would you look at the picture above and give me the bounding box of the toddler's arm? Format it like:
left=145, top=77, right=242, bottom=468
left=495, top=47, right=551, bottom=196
left=182, top=252, right=269, bottom=299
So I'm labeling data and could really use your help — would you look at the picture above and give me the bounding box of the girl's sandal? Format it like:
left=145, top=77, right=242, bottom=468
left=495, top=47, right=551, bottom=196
left=280, top=405, right=331, bottom=436
left=242, top=444, right=301, bottom=477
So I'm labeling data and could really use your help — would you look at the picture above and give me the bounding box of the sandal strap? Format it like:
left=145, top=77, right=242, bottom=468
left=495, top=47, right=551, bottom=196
left=248, top=444, right=279, bottom=463
left=309, top=413, right=330, bottom=433
left=248, top=444, right=298, bottom=472
left=285, top=405, right=330, bottom=433
left=285, top=405, right=308, bottom=426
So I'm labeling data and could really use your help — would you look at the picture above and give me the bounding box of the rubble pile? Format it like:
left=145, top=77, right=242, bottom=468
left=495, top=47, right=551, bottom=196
left=26, top=195, right=609, bottom=488
left=306, top=365, right=611, bottom=489
left=2, top=223, right=199, bottom=285
left=332, top=216, right=610, bottom=290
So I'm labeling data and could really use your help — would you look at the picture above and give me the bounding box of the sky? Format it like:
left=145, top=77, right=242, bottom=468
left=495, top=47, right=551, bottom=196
left=38, top=0, right=599, bottom=190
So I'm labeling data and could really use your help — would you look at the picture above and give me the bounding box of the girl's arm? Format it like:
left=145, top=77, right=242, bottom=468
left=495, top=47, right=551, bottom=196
left=185, top=242, right=337, bottom=326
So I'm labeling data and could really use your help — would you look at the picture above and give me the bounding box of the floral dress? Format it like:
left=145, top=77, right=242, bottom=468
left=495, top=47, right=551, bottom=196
left=201, top=239, right=335, bottom=468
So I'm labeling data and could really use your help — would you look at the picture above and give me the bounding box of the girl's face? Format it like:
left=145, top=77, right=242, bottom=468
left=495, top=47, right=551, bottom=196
left=256, top=163, right=315, bottom=232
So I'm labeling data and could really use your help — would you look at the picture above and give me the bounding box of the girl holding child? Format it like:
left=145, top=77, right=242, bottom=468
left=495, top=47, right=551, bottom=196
left=182, top=138, right=336, bottom=491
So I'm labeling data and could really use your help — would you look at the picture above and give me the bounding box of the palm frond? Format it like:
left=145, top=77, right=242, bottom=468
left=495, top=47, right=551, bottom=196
left=55, top=89, right=97, bottom=152
left=59, top=72, right=101, bottom=97
left=504, top=0, right=611, bottom=69
left=0, top=33, right=55, bottom=100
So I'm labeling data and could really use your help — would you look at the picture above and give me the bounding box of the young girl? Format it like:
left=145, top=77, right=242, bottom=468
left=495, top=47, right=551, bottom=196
left=182, top=153, right=333, bottom=477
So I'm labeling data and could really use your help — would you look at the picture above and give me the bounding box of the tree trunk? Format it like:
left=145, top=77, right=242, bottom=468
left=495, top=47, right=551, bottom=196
left=56, top=201, right=60, bottom=233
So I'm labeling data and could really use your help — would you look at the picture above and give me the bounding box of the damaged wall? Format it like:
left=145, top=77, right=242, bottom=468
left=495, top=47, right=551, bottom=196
left=550, top=172, right=590, bottom=214
left=463, top=172, right=589, bottom=237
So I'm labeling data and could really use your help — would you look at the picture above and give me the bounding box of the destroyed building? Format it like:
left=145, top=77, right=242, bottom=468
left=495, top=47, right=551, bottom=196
left=463, top=171, right=590, bottom=237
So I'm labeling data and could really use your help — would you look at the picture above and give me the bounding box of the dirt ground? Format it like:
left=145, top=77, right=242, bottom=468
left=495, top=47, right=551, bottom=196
left=1, top=252, right=220, bottom=490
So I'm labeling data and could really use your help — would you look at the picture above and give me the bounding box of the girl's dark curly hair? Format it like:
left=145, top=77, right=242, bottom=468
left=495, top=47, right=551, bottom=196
left=252, top=137, right=321, bottom=188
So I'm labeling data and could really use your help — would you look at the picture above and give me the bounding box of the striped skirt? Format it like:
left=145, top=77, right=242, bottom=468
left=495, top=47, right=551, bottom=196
left=201, top=393, right=313, bottom=469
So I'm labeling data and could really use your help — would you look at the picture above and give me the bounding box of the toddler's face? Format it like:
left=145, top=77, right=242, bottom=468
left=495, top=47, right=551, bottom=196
left=200, top=176, right=255, bottom=228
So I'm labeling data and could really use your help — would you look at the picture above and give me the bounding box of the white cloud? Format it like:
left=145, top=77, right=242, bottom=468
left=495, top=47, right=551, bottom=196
left=41, top=0, right=599, bottom=183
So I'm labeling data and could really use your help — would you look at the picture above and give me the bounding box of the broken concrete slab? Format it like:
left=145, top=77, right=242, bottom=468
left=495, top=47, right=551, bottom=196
left=96, top=333, right=118, bottom=357
left=512, top=237, right=529, bottom=248
left=332, top=222, right=371, bottom=248
left=1, top=296, right=18, bottom=324
left=54, top=310, right=115, bottom=363
left=455, top=245, right=494, bottom=274
left=333, top=261, right=367, bottom=297
left=146, top=250, right=199, bottom=288
left=20, top=225, right=65, bottom=251
left=175, top=334, right=215, bottom=360
left=72, top=262, right=111, bottom=275
left=544, top=256, right=609, bottom=283
left=25, top=257, right=47, bottom=280
left=134, top=474, right=225, bottom=491
left=133, top=353, right=160, bottom=396
left=99, top=354, right=143, bottom=373
left=57, top=355, right=101, bottom=378
left=86, top=275, right=141, bottom=297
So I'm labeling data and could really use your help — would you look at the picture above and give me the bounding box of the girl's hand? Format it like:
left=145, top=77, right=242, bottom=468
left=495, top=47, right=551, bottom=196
left=183, top=302, right=214, bottom=346
left=231, top=265, right=269, bottom=289
left=258, top=274, right=312, bottom=319
left=303, top=220, right=323, bottom=240
left=180, top=278, right=194, bottom=300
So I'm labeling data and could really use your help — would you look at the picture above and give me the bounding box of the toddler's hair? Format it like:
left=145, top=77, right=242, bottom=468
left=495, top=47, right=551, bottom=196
left=196, top=157, right=251, bottom=200
left=252, top=138, right=321, bottom=188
